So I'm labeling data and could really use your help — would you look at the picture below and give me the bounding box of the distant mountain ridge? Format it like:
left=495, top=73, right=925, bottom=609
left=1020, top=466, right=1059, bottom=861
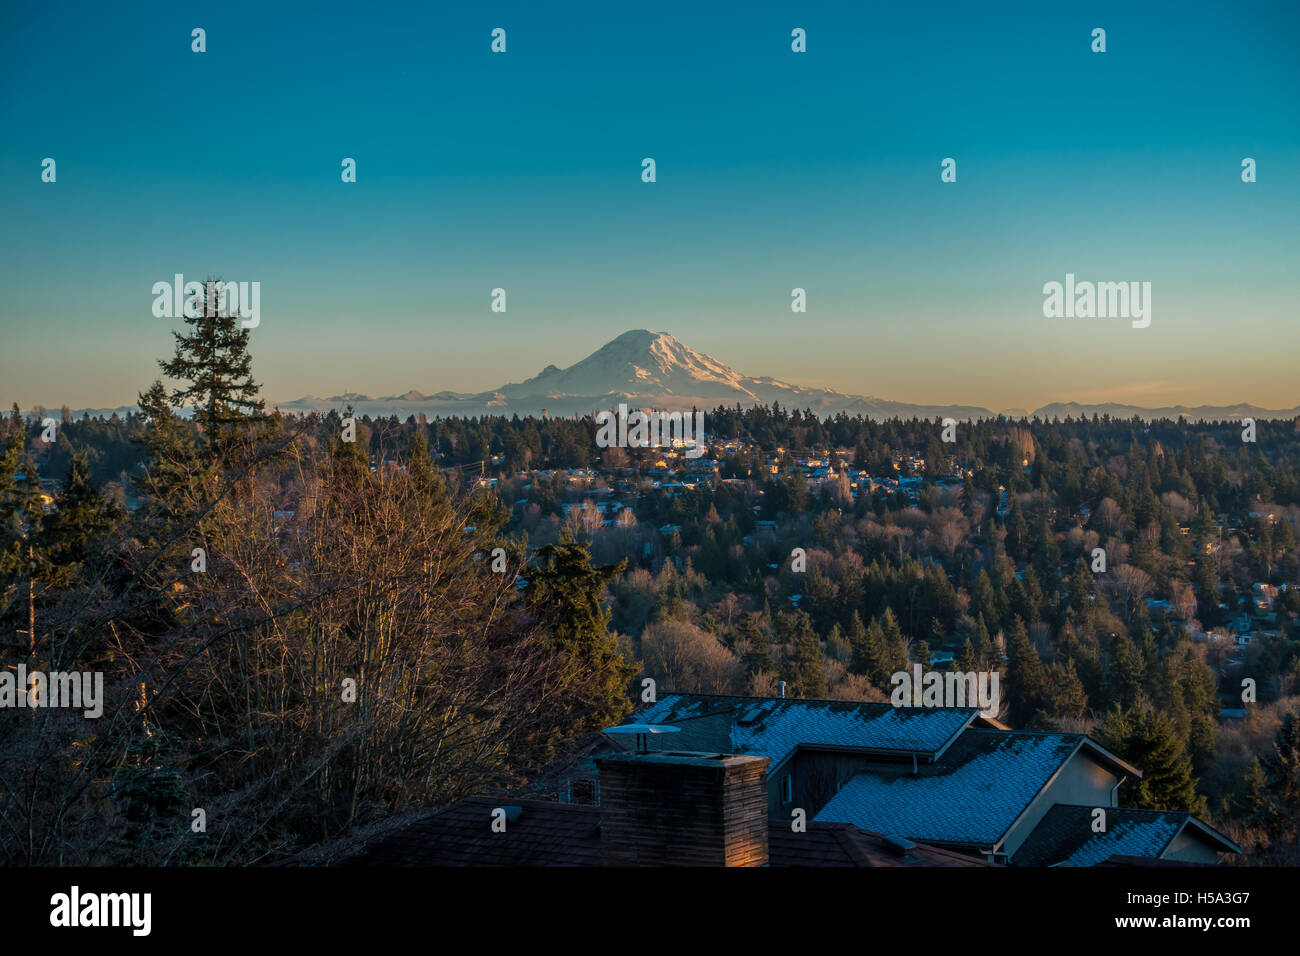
left=271, top=330, right=1002, bottom=421
left=64, top=330, right=1299, bottom=423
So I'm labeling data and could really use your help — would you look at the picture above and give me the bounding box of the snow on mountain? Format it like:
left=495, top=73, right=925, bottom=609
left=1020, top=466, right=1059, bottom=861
left=486, top=329, right=776, bottom=405
left=262, top=329, right=999, bottom=419
left=76, top=329, right=1282, bottom=423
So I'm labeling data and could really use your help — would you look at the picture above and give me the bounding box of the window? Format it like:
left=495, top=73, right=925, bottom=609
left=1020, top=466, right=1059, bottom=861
left=781, top=774, right=793, bottom=804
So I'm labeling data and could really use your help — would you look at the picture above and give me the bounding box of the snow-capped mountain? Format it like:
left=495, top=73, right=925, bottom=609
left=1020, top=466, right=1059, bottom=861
left=491, top=329, right=767, bottom=404
left=270, top=329, right=998, bottom=420
left=259, top=330, right=1299, bottom=422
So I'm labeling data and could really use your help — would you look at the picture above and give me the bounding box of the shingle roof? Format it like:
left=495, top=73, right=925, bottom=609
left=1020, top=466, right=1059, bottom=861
left=346, top=797, right=603, bottom=867
left=769, top=823, right=989, bottom=867
left=1014, top=805, right=1241, bottom=867
left=340, top=796, right=988, bottom=867
left=631, top=693, right=977, bottom=770
left=813, top=730, right=1087, bottom=847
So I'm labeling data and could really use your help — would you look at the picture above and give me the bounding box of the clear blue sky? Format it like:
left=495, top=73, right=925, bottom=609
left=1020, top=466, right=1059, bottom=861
left=2, top=0, right=1297, bottom=412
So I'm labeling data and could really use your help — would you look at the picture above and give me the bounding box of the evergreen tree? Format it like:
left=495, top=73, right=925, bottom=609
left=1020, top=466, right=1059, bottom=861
left=825, top=622, right=849, bottom=663
left=1005, top=616, right=1047, bottom=725
left=1106, top=632, right=1146, bottom=710
left=1068, top=555, right=1094, bottom=616
left=852, top=617, right=887, bottom=686
left=526, top=530, right=635, bottom=733
left=157, top=278, right=264, bottom=450
left=1005, top=497, right=1028, bottom=559
left=912, top=638, right=931, bottom=668
left=1097, top=704, right=1206, bottom=814
left=879, top=608, right=908, bottom=678
left=957, top=636, right=979, bottom=672
left=739, top=612, right=774, bottom=674
left=786, top=613, right=827, bottom=698
left=1044, top=659, right=1088, bottom=720
left=1251, top=708, right=1300, bottom=851
left=42, top=452, right=121, bottom=580
left=974, top=614, right=994, bottom=669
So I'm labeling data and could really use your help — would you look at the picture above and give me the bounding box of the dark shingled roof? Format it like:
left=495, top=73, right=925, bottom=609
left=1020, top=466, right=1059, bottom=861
left=348, top=797, right=603, bottom=867
left=518, top=693, right=1001, bottom=801
left=341, top=796, right=987, bottom=867
left=769, top=823, right=989, bottom=867
left=1013, top=804, right=1242, bottom=867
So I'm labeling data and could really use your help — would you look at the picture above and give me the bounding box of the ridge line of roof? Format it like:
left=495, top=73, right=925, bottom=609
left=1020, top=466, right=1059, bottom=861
left=1049, top=803, right=1187, bottom=818
left=651, top=690, right=978, bottom=711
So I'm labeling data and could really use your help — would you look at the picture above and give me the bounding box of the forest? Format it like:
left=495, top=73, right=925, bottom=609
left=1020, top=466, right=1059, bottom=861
left=3, top=300, right=1298, bottom=865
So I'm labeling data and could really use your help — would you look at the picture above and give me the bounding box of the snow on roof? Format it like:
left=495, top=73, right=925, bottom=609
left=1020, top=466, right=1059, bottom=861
left=1011, top=804, right=1238, bottom=866
left=630, top=693, right=975, bottom=768
left=1058, top=818, right=1183, bottom=867
left=814, top=730, right=1084, bottom=846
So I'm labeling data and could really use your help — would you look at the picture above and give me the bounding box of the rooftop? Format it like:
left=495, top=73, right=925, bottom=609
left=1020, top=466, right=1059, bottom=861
left=631, top=692, right=979, bottom=771
left=340, top=796, right=988, bottom=868
left=1013, top=805, right=1242, bottom=867
left=814, top=730, right=1139, bottom=849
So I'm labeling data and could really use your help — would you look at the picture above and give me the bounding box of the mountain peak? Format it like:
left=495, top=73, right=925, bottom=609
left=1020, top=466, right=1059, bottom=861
left=497, top=329, right=752, bottom=402
left=608, top=328, right=663, bottom=344
left=264, top=329, right=1300, bottom=423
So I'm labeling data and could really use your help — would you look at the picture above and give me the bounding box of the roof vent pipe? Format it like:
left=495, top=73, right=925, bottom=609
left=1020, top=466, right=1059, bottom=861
left=777, top=681, right=787, bottom=699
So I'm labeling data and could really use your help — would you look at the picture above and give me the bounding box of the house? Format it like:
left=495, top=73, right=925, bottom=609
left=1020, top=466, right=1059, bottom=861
left=626, top=693, right=994, bottom=818
left=815, top=730, right=1136, bottom=863
left=334, top=692, right=1241, bottom=868
left=814, top=729, right=1239, bottom=865
left=625, top=694, right=1239, bottom=866
left=1013, top=806, right=1239, bottom=866
left=1252, top=583, right=1279, bottom=613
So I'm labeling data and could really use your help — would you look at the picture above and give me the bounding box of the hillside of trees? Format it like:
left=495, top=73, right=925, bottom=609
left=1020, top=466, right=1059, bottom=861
left=4, top=293, right=1298, bottom=864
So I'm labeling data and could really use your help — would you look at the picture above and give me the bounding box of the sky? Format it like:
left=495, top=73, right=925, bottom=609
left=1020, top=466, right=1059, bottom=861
left=1, top=0, right=1298, bottom=413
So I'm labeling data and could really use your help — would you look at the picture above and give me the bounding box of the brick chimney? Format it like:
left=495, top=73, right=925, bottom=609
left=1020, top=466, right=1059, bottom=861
left=594, top=751, right=770, bottom=866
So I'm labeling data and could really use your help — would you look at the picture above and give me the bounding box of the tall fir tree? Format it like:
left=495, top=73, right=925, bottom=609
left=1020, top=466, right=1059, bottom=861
left=1005, top=616, right=1047, bottom=726
left=739, top=611, right=774, bottom=675
left=1097, top=704, right=1206, bottom=815
left=786, top=612, right=827, bottom=699
left=1106, top=632, right=1146, bottom=711
left=526, top=530, right=635, bottom=736
left=156, top=278, right=264, bottom=450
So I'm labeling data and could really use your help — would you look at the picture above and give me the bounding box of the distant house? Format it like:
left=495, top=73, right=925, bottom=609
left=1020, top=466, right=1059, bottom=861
left=1252, top=583, right=1279, bottom=612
